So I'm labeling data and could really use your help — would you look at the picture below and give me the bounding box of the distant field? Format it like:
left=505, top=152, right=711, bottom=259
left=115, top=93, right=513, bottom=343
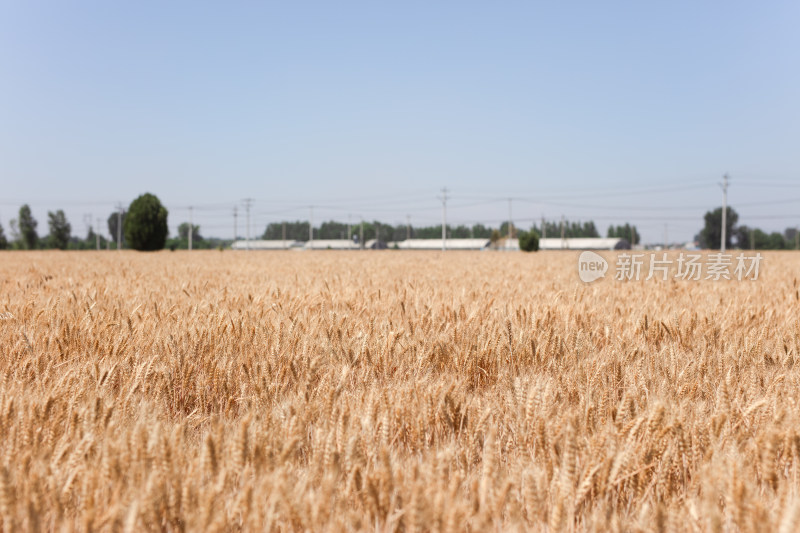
left=1, top=250, right=799, bottom=531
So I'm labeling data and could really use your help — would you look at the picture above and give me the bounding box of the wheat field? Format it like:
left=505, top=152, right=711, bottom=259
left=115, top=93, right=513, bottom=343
left=1, top=250, right=799, bottom=532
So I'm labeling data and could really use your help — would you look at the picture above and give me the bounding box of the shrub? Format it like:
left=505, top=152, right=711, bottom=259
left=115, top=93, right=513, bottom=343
left=124, top=193, right=169, bottom=251
left=518, top=230, right=540, bottom=252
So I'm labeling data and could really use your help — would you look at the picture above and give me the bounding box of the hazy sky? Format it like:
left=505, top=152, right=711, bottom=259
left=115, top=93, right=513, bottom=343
left=1, top=1, right=799, bottom=243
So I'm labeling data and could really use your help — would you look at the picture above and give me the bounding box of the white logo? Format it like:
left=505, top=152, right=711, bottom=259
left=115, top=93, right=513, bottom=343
left=578, top=251, right=608, bottom=283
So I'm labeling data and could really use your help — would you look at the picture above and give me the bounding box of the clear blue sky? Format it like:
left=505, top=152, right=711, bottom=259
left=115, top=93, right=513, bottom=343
left=1, top=1, right=799, bottom=243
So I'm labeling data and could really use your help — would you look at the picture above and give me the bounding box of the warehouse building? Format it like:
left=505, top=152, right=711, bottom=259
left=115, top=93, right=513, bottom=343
left=232, top=236, right=622, bottom=251
left=391, top=238, right=490, bottom=250
left=499, top=237, right=623, bottom=250
left=303, top=239, right=359, bottom=250
left=231, top=239, right=298, bottom=250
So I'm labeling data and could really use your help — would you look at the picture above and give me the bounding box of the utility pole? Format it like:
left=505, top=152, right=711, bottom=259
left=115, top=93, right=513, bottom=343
left=406, top=214, right=411, bottom=241
left=117, top=203, right=123, bottom=251
left=282, top=221, right=287, bottom=248
left=542, top=215, right=546, bottom=240
left=560, top=214, right=565, bottom=249
left=243, top=198, right=253, bottom=250
left=796, top=226, right=799, bottom=250
left=360, top=219, right=364, bottom=249
left=96, top=217, right=101, bottom=250
left=83, top=213, right=93, bottom=249
left=233, top=206, right=238, bottom=243
left=507, top=198, right=513, bottom=250
left=720, top=174, right=729, bottom=252
left=630, top=225, right=636, bottom=248
left=309, top=206, right=313, bottom=249
left=375, top=221, right=380, bottom=247
left=347, top=214, right=352, bottom=242
left=440, top=187, right=448, bottom=252
left=188, top=206, right=193, bottom=251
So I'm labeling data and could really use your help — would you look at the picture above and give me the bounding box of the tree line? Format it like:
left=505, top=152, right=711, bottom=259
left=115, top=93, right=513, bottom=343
left=698, top=207, right=798, bottom=250
left=0, top=205, right=84, bottom=250
left=8, top=197, right=793, bottom=251
left=261, top=221, right=498, bottom=243
left=1, top=194, right=173, bottom=251
left=0, top=203, right=636, bottom=250
left=261, top=219, right=614, bottom=243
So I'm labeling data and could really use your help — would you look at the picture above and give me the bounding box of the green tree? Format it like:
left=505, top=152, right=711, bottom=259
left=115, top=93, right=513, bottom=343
left=124, top=193, right=169, bottom=251
left=733, top=225, right=753, bottom=249
left=373, top=221, right=388, bottom=242
left=699, top=207, right=738, bottom=250
left=0, top=223, right=7, bottom=250
left=47, top=210, right=72, bottom=249
left=499, top=222, right=517, bottom=238
left=752, top=228, right=771, bottom=249
left=784, top=227, right=799, bottom=249
left=318, top=221, right=349, bottom=239
left=448, top=225, right=470, bottom=238
left=538, top=218, right=603, bottom=239
left=471, top=224, right=492, bottom=239
left=178, top=222, right=201, bottom=241
left=18, top=204, right=39, bottom=249
left=84, top=227, right=97, bottom=250
left=166, top=223, right=215, bottom=250
left=108, top=210, right=127, bottom=248
left=734, top=226, right=792, bottom=250
left=767, top=232, right=786, bottom=250
left=607, top=224, right=640, bottom=244
left=262, top=221, right=309, bottom=241
left=518, top=230, right=540, bottom=252
left=392, top=224, right=409, bottom=241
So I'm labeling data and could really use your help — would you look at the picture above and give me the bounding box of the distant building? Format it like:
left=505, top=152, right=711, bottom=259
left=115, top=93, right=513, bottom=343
left=303, top=239, right=359, bottom=250
left=231, top=240, right=298, bottom=250
left=538, top=238, right=622, bottom=250
left=391, top=238, right=490, bottom=250
left=231, top=236, right=622, bottom=251
left=364, top=239, right=389, bottom=250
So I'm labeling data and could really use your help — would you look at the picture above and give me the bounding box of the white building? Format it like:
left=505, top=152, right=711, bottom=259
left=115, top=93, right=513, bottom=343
left=303, top=239, right=359, bottom=250
left=231, top=237, right=622, bottom=251
left=391, top=239, right=490, bottom=250
left=539, top=237, right=622, bottom=250
left=231, top=240, right=298, bottom=250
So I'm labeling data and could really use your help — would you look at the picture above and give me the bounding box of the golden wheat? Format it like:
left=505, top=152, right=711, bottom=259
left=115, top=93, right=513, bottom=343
left=0, top=250, right=799, bottom=531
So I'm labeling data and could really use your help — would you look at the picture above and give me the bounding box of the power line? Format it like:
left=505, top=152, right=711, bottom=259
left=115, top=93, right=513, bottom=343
left=452, top=182, right=717, bottom=201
